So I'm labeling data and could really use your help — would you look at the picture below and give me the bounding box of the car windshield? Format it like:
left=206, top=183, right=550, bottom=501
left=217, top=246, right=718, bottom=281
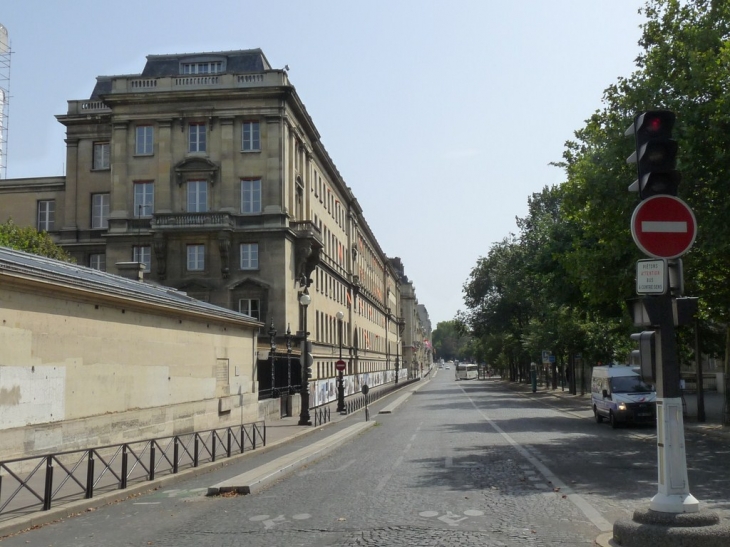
left=611, top=376, right=653, bottom=393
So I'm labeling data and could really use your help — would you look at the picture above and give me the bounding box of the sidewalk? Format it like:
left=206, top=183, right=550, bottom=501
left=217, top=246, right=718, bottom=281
left=0, top=378, right=427, bottom=539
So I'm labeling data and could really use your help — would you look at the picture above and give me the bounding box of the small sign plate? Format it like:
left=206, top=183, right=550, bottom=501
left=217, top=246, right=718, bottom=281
left=636, top=259, right=666, bottom=294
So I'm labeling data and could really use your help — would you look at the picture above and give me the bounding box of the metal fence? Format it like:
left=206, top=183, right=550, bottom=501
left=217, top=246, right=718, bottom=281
left=0, top=421, right=265, bottom=522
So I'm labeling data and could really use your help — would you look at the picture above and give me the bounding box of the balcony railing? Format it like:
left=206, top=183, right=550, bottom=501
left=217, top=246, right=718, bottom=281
left=152, top=212, right=233, bottom=229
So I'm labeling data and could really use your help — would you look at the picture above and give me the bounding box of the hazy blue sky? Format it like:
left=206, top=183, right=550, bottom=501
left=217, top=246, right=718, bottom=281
left=1, top=0, right=646, bottom=326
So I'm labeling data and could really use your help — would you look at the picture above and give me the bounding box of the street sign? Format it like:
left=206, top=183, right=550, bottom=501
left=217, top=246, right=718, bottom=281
left=631, top=195, right=696, bottom=259
left=335, top=359, right=346, bottom=372
left=636, top=259, right=667, bottom=294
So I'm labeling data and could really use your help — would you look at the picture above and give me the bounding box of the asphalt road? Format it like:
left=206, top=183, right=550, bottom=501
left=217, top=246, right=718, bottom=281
left=2, top=372, right=728, bottom=546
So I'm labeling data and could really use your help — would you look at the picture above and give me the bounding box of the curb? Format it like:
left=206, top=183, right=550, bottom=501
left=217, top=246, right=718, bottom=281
left=207, top=421, right=376, bottom=495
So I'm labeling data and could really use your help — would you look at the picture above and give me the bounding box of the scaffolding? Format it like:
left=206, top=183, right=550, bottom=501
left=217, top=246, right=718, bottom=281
left=0, top=24, right=10, bottom=179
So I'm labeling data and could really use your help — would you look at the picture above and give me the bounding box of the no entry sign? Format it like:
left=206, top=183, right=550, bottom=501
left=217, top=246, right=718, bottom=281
left=631, top=195, right=696, bottom=259
left=335, top=359, right=346, bottom=371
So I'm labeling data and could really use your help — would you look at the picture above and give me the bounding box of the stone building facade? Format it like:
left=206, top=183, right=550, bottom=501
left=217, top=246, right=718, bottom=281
left=0, top=49, right=423, bottom=400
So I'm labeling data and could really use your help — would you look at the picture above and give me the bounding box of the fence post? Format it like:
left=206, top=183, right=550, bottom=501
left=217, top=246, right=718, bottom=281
left=194, top=435, right=199, bottom=467
left=212, top=433, right=217, bottom=462
left=173, top=438, right=179, bottom=473
left=227, top=429, right=232, bottom=458
left=121, top=446, right=128, bottom=489
left=43, top=456, right=54, bottom=511
left=149, top=443, right=156, bottom=481
left=85, top=451, right=95, bottom=499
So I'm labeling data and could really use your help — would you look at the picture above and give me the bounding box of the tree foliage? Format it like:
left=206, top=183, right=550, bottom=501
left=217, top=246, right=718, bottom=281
left=459, top=0, right=730, bottom=377
left=0, top=220, right=74, bottom=262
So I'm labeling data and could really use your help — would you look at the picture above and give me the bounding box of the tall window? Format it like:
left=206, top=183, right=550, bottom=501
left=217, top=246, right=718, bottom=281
left=188, top=123, right=207, bottom=153
left=93, top=142, right=110, bottom=170
left=132, top=245, right=151, bottom=271
left=37, top=200, right=55, bottom=231
left=187, top=181, right=208, bottom=212
left=133, top=182, right=154, bottom=217
left=91, top=193, right=110, bottom=229
left=187, top=244, right=205, bottom=271
left=242, top=121, right=260, bottom=151
left=240, top=243, right=259, bottom=270
left=241, top=179, right=261, bottom=213
left=238, top=299, right=260, bottom=320
left=89, top=253, right=106, bottom=271
left=135, top=126, right=154, bottom=155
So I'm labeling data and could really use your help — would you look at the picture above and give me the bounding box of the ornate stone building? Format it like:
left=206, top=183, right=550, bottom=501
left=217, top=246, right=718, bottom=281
left=0, top=49, right=415, bottom=401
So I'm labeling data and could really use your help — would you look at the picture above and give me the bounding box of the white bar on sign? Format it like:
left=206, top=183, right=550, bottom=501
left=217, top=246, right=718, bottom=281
left=642, top=221, right=687, bottom=233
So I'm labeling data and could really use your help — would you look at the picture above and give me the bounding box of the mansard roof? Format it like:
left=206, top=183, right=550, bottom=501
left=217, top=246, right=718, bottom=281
left=90, top=49, right=272, bottom=99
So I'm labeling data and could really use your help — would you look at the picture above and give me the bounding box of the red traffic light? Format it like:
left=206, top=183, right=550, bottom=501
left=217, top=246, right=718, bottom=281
left=624, top=110, right=676, bottom=138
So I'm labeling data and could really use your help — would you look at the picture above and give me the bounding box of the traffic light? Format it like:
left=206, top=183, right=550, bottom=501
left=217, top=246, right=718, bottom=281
left=630, top=331, right=656, bottom=383
left=625, top=110, right=680, bottom=199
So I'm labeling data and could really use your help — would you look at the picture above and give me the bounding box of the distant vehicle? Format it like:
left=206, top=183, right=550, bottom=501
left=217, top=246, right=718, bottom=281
left=455, top=363, right=478, bottom=381
left=591, top=365, right=656, bottom=428
left=444, top=364, right=450, bottom=370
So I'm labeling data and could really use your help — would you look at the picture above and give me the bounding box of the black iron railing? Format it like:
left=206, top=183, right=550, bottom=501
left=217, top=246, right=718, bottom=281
left=313, top=406, right=331, bottom=426
left=0, top=421, right=265, bottom=521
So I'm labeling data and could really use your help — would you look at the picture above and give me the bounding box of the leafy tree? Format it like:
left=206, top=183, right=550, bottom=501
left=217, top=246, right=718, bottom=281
left=0, top=220, right=73, bottom=262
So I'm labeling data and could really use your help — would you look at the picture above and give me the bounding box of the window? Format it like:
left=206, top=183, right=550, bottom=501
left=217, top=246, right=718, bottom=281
left=187, top=244, right=205, bottom=271
left=93, top=142, right=110, bottom=170
left=238, top=299, right=260, bottom=320
left=187, top=181, right=208, bottom=212
left=91, top=193, right=110, bottom=229
left=181, top=61, right=223, bottom=74
left=188, top=123, right=206, bottom=153
left=133, top=182, right=154, bottom=217
left=37, top=200, right=55, bottom=231
left=240, top=243, right=259, bottom=270
left=132, top=245, right=151, bottom=271
left=89, top=253, right=106, bottom=271
left=242, top=121, right=260, bottom=151
left=135, top=126, right=154, bottom=155
left=241, top=179, right=261, bottom=213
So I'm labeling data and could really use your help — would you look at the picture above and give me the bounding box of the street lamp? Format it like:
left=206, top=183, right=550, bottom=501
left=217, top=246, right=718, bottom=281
left=268, top=319, right=277, bottom=399
left=285, top=323, right=293, bottom=394
left=298, top=289, right=311, bottom=426
left=336, top=310, right=345, bottom=413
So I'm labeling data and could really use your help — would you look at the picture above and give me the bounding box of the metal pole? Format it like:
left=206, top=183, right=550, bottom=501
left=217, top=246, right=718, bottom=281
left=337, top=313, right=345, bottom=413
left=269, top=319, right=277, bottom=399
left=286, top=324, right=292, bottom=393
left=298, top=290, right=311, bottom=426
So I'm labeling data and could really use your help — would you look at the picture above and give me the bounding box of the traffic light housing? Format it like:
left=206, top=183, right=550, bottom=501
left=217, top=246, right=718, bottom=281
left=630, top=330, right=656, bottom=383
left=625, top=110, right=680, bottom=199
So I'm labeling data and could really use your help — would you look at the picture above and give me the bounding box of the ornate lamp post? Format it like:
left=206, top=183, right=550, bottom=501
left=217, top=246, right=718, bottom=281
left=268, top=319, right=277, bottom=398
left=298, top=289, right=312, bottom=426
left=336, top=310, right=345, bottom=413
left=285, top=324, right=293, bottom=394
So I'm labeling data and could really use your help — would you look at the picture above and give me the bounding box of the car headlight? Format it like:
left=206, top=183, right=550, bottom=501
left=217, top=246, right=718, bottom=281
left=618, top=403, right=627, bottom=411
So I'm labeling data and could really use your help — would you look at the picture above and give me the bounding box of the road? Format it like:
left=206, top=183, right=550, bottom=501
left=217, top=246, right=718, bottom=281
left=2, top=371, right=728, bottom=546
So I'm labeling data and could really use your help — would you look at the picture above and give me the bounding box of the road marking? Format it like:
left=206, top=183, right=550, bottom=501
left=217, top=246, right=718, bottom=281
left=299, top=458, right=356, bottom=476
left=460, top=386, right=613, bottom=533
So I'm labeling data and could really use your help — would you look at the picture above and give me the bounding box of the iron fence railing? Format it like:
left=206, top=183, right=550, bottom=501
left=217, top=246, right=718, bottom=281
left=0, top=421, right=265, bottom=522
left=343, top=378, right=419, bottom=414
left=313, top=406, right=331, bottom=426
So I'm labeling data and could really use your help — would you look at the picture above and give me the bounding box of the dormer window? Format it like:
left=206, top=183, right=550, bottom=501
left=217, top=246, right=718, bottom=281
left=181, top=61, right=223, bottom=74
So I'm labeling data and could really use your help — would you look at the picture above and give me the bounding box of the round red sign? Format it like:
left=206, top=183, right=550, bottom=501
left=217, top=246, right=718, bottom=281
left=335, top=359, right=346, bottom=371
left=631, top=195, right=697, bottom=259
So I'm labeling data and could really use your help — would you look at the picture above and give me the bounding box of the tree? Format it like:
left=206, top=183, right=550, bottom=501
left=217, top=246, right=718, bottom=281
left=0, top=220, right=73, bottom=262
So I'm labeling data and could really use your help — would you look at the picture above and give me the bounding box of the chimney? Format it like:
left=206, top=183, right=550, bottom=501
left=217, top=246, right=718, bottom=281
left=115, top=262, right=145, bottom=282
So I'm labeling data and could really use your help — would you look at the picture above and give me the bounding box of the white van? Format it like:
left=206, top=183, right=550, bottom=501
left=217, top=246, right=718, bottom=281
left=591, top=365, right=656, bottom=428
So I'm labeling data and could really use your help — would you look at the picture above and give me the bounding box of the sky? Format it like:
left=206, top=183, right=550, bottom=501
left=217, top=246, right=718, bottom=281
left=0, top=0, right=647, bottom=327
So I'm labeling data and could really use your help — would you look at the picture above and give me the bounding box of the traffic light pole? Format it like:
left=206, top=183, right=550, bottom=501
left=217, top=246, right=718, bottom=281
left=647, top=295, right=698, bottom=513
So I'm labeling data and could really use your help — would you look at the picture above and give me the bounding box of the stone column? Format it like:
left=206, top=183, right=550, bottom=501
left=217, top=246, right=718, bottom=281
left=219, top=117, right=235, bottom=211
left=156, top=119, right=173, bottom=214
left=60, top=138, right=79, bottom=241
left=109, top=122, right=129, bottom=231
